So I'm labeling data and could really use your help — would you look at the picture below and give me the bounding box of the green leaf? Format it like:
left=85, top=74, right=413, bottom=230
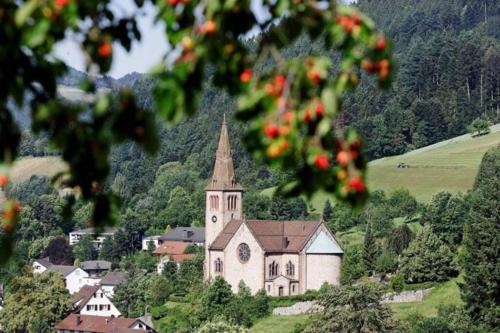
left=321, top=85, right=338, bottom=116
left=23, top=19, right=51, bottom=48
left=15, top=0, right=38, bottom=26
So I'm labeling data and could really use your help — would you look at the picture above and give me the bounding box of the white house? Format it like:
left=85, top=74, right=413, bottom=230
left=69, top=227, right=119, bottom=249
left=72, top=285, right=121, bottom=317
left=100, top=271, right=129, bottom=297
left=33, top=260, right=100, bottom=294
left=142, top=236, right=161, bottom=250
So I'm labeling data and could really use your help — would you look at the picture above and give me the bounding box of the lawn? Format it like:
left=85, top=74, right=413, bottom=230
left=263, top=126, right=500, bottom=209
left=251, top=314, right=315, bottom=333
left=390, top=277, right=463, bottom=320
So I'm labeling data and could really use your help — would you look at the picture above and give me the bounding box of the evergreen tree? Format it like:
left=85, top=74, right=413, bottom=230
left=323, top=200, right=333, bottom=222
left=460, top=147, right=500, bottom=329
left=388, top=224, right=415, bottom=255
left=400, top=226, right=459, bottom=283
left=362, top=223, right=378, bottom=275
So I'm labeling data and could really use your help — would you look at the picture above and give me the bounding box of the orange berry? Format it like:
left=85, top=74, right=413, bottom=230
left=278, top=140, right=289, bottom=152
left=267, top=145, right=281, bottom=158
left=203, top=20, right=217, bottom=34
left=337, top=169, right=348, bottom=181
left=279, top=125, right=291, bottom=136
left=98, top=42, right=112, bottom=58
left=182, top=36, right=193, bottom=50
left=347, top=176, right=365, bottom=193
left=314, top=155, right=330, bottom=170
left=336, top=151, right=350, bottom=166
left=240, top=69, right=252, bottom=83
left=379, top=59, right=390, bottom=70
left=0, top=175, right=8, bottom=187
left=379, top=67, right=390, bottom=81
left=362, top=60, right=376, bottom=73
left=375, top=38, right=386, bottom=51
left=264, top=124, right=279, bottom=139
left=265, top=84, right=275, bottom=95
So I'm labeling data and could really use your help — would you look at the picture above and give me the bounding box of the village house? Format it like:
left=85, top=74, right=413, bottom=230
left=54, top=314, right=156, bottom=333
left=153, top=241, right=195, bottom=274
left=69, top=227, right=120, bottom=249
left=81, top=260, right=112, bottom=277
left=72, top=285, right=121, bottom=317
left=142, top=227, right=205, bottom=250
left=100, top=271, right=129, bottom=297
left=204, top=119, right=344, bottom=296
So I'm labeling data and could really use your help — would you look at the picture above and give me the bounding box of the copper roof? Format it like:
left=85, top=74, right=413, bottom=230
left=209, top=219, right=322, bottom=253
left=205, top=116, right=243, bottom=191
left=153, top=241, right=190, bottom=255
left=54, top=314, right=144, bottom=333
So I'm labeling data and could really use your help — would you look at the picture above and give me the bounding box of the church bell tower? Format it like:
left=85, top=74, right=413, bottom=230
left=205, top=116, right=244, bottom=276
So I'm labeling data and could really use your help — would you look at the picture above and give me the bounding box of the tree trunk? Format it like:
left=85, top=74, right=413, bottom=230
left=466, top=77, right=471, bottom=103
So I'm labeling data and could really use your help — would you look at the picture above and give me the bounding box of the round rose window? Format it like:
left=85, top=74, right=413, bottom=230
left=238, top=243, right=251, bottom=263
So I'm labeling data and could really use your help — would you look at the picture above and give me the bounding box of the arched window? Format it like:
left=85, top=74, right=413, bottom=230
left=210, top=195, right=219, bottom=210
left=286, top=261, right=295, bottom=276
left=269, top=261, right=279, bottom=277
left=214, top=258, right=223, bottom=273
left=227, top=195, right=237, bottom=211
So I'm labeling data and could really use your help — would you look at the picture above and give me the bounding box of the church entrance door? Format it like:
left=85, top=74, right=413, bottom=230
left=278, top=286, right=284, bottom=296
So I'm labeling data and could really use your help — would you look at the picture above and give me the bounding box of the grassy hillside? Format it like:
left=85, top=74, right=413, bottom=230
left=251, top=314, right=314, bottom=333
left=368, top=125, right=500, bottom=202
left=0, top=157, right=66, bottom=205
left=263, top=125, right=500, bottom=210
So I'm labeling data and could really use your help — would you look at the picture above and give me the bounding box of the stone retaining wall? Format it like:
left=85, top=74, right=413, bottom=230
left=381, top=288, right=433, bottom=303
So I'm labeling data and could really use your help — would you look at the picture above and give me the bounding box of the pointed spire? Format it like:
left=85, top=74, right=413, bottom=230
left=206, top=116, right=243, bottom=191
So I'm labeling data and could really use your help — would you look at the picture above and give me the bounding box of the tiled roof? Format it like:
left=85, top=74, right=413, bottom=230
left=101, top=271, right=129, bottom=286
left=167, top=254, right=195, bottom=263
left=72, top=285, right=100, bottom=313
left=48, top=265, right=77, bottom=277
left=209, top=220, right=322, bottom=253
left=153, top=241, right=190, bottom=255
left=81, top=260, right=111, bottom=271
left=158, top=227, right=205, bottom=243
left=54, top=314, right=144, bottom=333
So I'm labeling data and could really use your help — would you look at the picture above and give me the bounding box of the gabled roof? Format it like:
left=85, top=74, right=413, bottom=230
left=166, top=254, right=195, bottom=263
left=158, top=227, right=205, bottom=243
left=54, top=314, right=147, bottom=333
left=153, top=241, right=190, bottom=255
left=81, top=260, right=111, bottom=271
left=72, top=285, right=100, bottom=313
left=34, top=257, right=52, bottom=268
left=209, top=219, right=323, bottom=253
left=101, top=271, right=129, bottom=286
left=48, top=265, right=78, bottom=277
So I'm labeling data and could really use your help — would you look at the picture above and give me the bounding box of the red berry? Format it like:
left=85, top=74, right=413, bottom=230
left=362, top=60, right=376, bottom=73
left=98, top=42, right=112, bottom=58
left=167, top=0, right=179, bottom=5
left=376, top=38, right=386, bottom=51
left=202, top=20, right=217, bottom=34
left=347, top=176, right=365, bottom=193
left=0, top=175, right=8, bottom=187
left=314, top=155, right=329, bottom=170
left=336, top=151, right=350, bottom=166
left=309, top=71, right=321, bottom=85
left=303, top=110, right=312, bottom=123
left=315, top=102, right=325, bottom=117
left=352, top=15, right=362, bottom=26
left=274, top=75, right=286, bottom=87
left=55, top=0, right=69, bottom=7
left=264, top=124, right=279, bottom=139
left=240, top=69, right=252, bottom=83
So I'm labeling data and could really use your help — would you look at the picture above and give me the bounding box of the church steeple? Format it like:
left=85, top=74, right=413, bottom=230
left=206, top=115, right=242, bottom=190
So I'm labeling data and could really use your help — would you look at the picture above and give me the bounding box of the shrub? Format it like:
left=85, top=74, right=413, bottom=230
left=390, top=274, right=405, bottom=292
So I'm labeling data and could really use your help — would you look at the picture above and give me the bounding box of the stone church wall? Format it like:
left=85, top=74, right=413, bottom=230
left=223, top=223, right=264, bottom=294
left=305, top=254, right=341, bottom=290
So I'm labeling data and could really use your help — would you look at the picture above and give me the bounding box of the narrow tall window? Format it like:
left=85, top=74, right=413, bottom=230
left=269, top=261, right=279, bottom=277
left=286, top=261, right=295, bottom=276
left=210, top=195, right=219, bottom=210
left=227, top=195, right=237, bottom=211
left=215, top=258, right=223, bottom=273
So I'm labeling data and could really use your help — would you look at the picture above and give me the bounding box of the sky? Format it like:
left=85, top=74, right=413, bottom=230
left=54, top=1, right=351, bottom=78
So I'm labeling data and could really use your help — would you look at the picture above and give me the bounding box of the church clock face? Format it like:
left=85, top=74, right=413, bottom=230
left=211, top=215, right=217, bottom=223
left=238, top=243, right=251, bottom=263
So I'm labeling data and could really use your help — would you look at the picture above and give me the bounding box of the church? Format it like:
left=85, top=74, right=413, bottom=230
left=204, top=118, right=344, bottom=296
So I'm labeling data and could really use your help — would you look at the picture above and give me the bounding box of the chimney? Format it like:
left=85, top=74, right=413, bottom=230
left=76, top=314, right=81, bottom=326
